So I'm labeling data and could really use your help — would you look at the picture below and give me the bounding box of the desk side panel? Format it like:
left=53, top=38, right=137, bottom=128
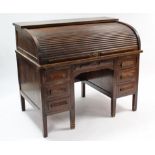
left=16, top=53, right=42, bottom=109
left=15, top=29, right=38, bottom=61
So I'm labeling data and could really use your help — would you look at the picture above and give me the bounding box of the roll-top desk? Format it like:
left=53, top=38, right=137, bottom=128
left=13, top=17, right=142, bottom=137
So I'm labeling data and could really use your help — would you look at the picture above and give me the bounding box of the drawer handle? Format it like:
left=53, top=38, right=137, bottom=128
left=49, top=89, right=52, bottom=95
left=120, top=75, right=123, bottom=79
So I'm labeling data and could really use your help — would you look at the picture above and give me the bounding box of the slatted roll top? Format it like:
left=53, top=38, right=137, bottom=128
left=14, top=17, right=141, bottom=65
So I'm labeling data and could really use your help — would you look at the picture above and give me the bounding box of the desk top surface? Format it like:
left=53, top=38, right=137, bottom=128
left=13, top=17, right=118, bottom=29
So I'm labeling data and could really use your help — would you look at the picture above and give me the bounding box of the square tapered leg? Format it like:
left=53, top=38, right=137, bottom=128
left=70, top=79, right=75, bottom=129
left=42, top=114, right=48, bottom=138
left=111, top=97, right=116, bottom=117
left=132, top=93, right=138, bottom=111
left=81, top=82, right=86, bottom=98
left=20, top=95, right=25, bottom=111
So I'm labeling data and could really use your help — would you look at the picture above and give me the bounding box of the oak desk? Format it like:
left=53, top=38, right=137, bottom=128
left=13, top=17, right=142, bottom=137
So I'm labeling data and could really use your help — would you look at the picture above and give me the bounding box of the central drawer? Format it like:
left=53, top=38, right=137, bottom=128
left=74, top=60, right=113, bottom=72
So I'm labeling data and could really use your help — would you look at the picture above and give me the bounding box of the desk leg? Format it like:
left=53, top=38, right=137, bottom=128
left=81, top=82, right=86, bottom=97
left=42, top=114, right=48, bottom=138
left=132, top=93, right=138, bottom=111
left=70, top=80, right=75, bottom=129
left=111, top=97, right=116, bottom=117
left=111, top=60, right=117, bottom=117
left=20, top=95, right=25, bottom=111
left=41, top=96, right=48, bottom=137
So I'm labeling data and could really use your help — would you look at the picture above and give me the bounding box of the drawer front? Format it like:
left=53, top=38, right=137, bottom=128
left=99, top=60, right=114, bottom=68
left=118, top=55, right=137, bottom=69
left=45, top=69, right=70, bottom=84
left=117, top=82, right=136, bottom=97
left=77, top=61, right=98, bottom=70
left=46, top=97, right=70, bottom=113
left=75, top=60, right=113, bottom=71
left=45, top=83, right=70, bottom=99
left=118, top=68, right=137, bottom=83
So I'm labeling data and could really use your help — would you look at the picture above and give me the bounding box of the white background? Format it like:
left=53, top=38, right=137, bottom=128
left=0, top=10, right=155, bottom=155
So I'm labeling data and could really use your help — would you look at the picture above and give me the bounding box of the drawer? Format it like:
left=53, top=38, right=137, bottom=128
left=75, top=60, right=113, bottom=71
left=45, top=69, right=70, bottom=84
left=99, top=60, right=114, bottom=68
left=118, top=55, right=137, bottom=69
left=118, top=68, right=137, bottom=83
left=45, top=83, right=70, bottom=99
left=46, top=97, right=70, bottom=113
left=75, top=61, right=98, bottom=71
left=117, top=82, right=136, bottom=97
